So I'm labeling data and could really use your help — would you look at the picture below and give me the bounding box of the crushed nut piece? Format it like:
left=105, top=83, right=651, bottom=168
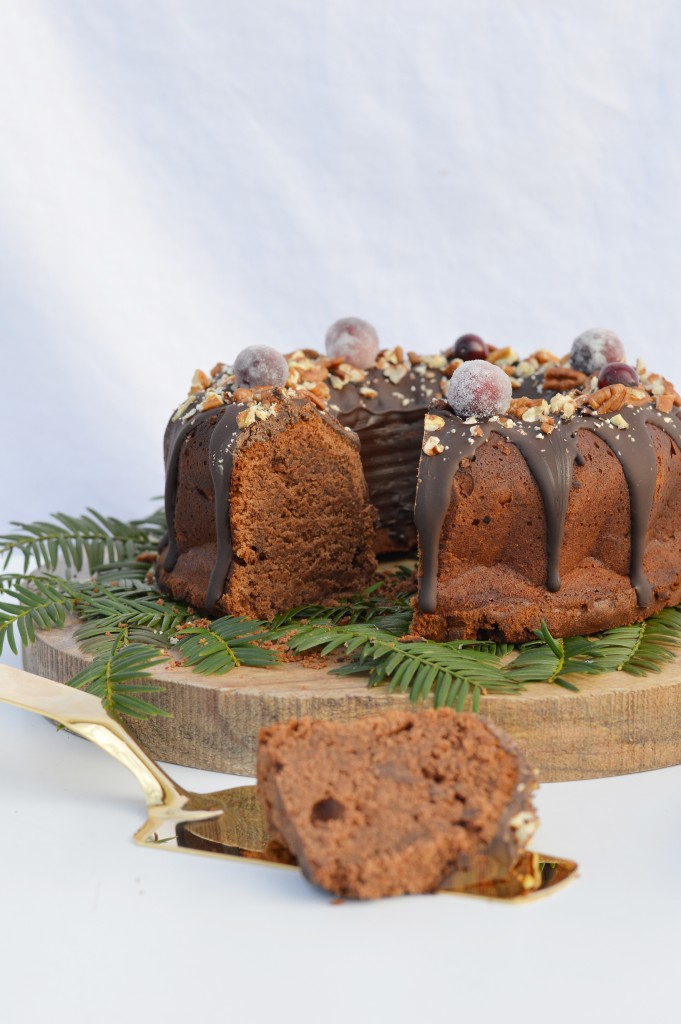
left=610, top=413, right=629, bottom=428
left=586, top=383, right=628, bottom=415
left=384, top=363, right=409, bottom=385
left=359, top=385, right=379, bottom=399
left=191, top=368, right=212, bottom=393
left=540, top=416, right=556, bottom=434
left=656, top=393, right=675, bottom=414
left=199, top=389, right=224, bottom=411
left=530, top=349, right=561, bottom=366
left=508, top=397, right=548, bottom=420
left=236, top=406, right=257, bottom=429
left=487, top=346, right=518, bottom=366
left=424, top=413, right=446, bottom=432
left=422, top=435, right=445, bottom=456
left=521, top=403, right=550, bottom=423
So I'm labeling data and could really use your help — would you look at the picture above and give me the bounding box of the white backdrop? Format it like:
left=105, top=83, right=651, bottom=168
left=2, top=0, right=681, bottom=531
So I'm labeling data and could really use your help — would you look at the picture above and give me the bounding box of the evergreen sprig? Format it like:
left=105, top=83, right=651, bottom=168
left=285, top=623, right=521, bottom=711
left=68, top=642, right=171, bottom=719
left=176, top=617, right=280, bottom=674
left=0, top=508, right=165, bottom=573
left=3, top=505, right=681, bottom=721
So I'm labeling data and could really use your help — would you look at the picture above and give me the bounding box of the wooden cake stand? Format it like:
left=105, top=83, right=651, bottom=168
left=22, top=621, right=681, bottom=782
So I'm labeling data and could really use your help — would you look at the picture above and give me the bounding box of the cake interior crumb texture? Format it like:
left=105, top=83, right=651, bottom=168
left=257, top=709, right=537, bottom=900
left=159, top=400, right=376, bottom=619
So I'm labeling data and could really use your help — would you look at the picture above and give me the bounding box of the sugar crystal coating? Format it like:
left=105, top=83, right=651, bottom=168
left=233, top=345, right=289, bottom=389
left=325, top=317, right=380, bottom=369
left=447, top=360, right=512, bottom=418
left=570, top=329, right=625, bottom=375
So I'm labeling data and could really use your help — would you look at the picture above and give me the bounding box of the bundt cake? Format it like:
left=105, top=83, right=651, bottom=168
left=158, top=318, right=681, bottom=644
left=412, top=333, right=681, bottom=642
left=256, top=708, right=538, bottom=899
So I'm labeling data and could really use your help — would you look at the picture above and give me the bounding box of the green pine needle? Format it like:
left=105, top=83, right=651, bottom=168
left=176, top=617, right=280, bottom=674
left=3, top=505, right=681, bottom=719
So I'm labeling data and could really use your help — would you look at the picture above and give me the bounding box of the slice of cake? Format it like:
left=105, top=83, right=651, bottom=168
left=157, top=385, right=377, bottom=620
left=412, top=331, right=681, bottom=642
left=256, top=709, right=538, bottom=900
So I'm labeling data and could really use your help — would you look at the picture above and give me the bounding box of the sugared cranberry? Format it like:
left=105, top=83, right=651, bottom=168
left=597, top=362, right=639, bottom=388
left=447, top=360, right=512, bottom=419
left=447, top=333, right=488, bottom=362
left=570, top=328, right=625, bottom=375
left=233, top=345, right=289, bottom=389
left=325, top=317, right=380, bottom=369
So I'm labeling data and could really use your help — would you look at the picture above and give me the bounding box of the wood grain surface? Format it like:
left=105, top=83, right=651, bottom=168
left=22, top=622, right=681, bottom=782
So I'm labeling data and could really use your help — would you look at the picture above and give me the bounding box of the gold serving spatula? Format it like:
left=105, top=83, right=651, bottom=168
left=0, top=665, right=577, bottom=901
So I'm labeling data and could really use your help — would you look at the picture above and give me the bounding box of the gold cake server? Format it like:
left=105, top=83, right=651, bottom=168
left=0, top=665, right=577, bottom=901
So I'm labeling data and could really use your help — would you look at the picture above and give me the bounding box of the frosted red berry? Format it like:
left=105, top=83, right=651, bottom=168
left=597, top=362, right=639, bottom=388
left=570, top=329, right=625, bottom=375
left=446, top=360, right=512, bottom=419
left=325, top=317, right=380, bottom=369
left=233, top=345, right=289, bottom=389
left=448, top=334, right=488, bottom=361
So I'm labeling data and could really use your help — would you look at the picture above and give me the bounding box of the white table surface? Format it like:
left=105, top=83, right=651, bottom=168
left=2, top=640, right=680, bottom=1024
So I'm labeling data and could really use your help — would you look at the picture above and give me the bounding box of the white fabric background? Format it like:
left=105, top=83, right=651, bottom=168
left=2, top=0, right=681, bottom=530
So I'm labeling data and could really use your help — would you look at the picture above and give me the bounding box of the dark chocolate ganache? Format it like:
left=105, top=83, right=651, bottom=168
left=415, top=403, right=681, bottom=614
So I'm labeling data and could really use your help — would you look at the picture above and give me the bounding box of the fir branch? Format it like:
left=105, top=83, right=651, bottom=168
left=0, top=508, right=165, bottom=574
left=285, top=623, right=524, bottom=711
left=0, top=575, right=75, bottom=656
left=68, top=641, right=170, bottom=719
left=176, top=617, right=280, bottom=674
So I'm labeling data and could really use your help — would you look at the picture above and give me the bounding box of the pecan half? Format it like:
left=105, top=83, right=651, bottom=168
left=585, top=383, right=628, bottom=415
left=543, top=366, right=587, bottom=392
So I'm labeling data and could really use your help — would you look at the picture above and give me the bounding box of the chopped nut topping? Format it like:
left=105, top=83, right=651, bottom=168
left=198, top=389, right=224, bottom=411
left=543, top=366, right=587, bottom=392
left=236, top=406, right=257, bottom=429
left=359, top=385, right=379, bottom=399
left=422, top=353, right=447, bottom=370
left=540, top=416, right=556, bottom=434
left=585, top=383, right=628, bottom=415
left=508, top=397, right=548, bottom=420
left=470, top=424, right=484, bottom=438
left=422, top=435, right=445, bottom=456
left=530, top=349, right=561, bottom=366
left=487, top=346, right=518, bottom=366
left=424, top=413, right=446, bottom=432
left=610, top=413, right=629, bottom=428
left=384, top=363, right=409, bottom=385
left=190, top=368, right=212, bottom=393
left=521, top=402, right=550, bottom=423
left=656, top=393, right=675, bottom=414
left=443, top=358, right=463, bottom=378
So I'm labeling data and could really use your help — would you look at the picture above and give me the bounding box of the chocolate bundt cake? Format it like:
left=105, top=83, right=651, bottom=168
left=256, top=709, right=538, bottom=900
left=413, top=335, right=681, bottom=642
left=157, top=387, right=377, bottom=620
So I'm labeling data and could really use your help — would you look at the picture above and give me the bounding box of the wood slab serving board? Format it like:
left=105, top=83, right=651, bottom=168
left=22, top=622, right=681, bottom=782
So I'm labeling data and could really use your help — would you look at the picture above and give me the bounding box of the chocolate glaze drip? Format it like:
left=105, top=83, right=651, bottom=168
left=162, top=409, right=216, bottom=572
left=416, top=404, right=681, bottom=615
left=204, top=405, right=242, bottom=614
left=162, top=404, right=242, bottom=613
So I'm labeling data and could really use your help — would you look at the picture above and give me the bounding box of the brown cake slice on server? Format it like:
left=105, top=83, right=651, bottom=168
left=157, top=381, right=377, bottom=620
left=412, top=330, right=681, bottom=643
left=257, top=709, right=538, bottom=900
